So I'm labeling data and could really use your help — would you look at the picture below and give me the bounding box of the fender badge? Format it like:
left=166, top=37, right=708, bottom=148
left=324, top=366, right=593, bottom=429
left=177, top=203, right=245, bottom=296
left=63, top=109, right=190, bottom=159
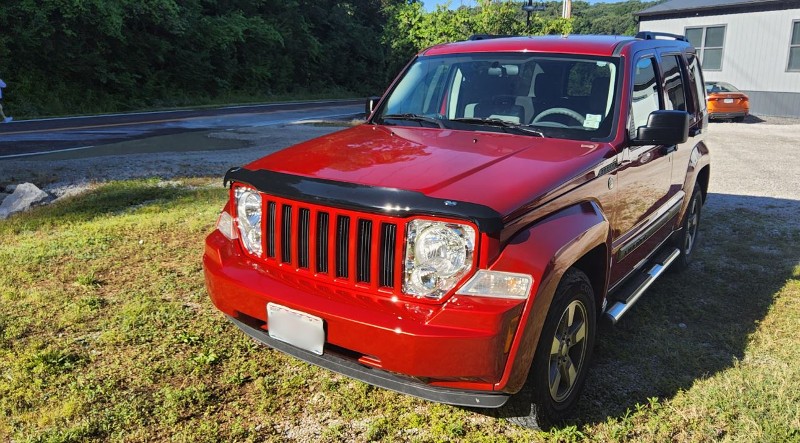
left=608, top=177, right=615, bottom=190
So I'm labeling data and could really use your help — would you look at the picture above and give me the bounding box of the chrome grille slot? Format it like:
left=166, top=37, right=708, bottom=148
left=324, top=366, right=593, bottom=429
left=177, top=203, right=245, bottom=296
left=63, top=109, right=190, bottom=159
left=336, top=215, right=350, bottom=278
left=380, top=223, right=396, bottom=288
left=266, top=202, right=276, bottom=258
left=281, top=204, right=292, bottom=263
left=357, top=219, right=372, bottom=283
left=298, top=208, right=310, bottom=269
left=316, top=212, right=329, bottom=274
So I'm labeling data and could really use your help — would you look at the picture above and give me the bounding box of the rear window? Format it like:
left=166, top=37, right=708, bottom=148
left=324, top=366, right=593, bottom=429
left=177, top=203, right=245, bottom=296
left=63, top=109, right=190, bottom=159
left=705, top=82, right=739, bottom=93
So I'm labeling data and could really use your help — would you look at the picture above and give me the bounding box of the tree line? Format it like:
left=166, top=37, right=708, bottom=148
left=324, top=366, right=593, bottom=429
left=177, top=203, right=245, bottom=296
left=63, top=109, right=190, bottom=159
left=0, top=0, right=658, bottom=117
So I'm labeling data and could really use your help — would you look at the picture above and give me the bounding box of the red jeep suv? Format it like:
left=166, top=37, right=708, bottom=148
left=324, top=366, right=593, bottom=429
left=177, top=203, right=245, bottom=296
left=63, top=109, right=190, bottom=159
left=203, top=31, right=710, bottom=423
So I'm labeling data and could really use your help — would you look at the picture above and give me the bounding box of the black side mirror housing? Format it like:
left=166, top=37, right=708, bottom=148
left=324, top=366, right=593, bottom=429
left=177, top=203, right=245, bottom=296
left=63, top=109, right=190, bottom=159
left=365, top=96, right=381, bottom=118
left=631, top=110, right=690, bottom=146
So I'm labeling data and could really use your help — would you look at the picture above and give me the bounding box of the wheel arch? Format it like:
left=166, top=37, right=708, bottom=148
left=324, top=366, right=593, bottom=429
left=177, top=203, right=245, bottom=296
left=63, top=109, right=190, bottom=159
left=696, top=164, right=710, bottom=203
left=489, top=200, right=612, bottom=394
left=571, top=243, right=609, bottom=313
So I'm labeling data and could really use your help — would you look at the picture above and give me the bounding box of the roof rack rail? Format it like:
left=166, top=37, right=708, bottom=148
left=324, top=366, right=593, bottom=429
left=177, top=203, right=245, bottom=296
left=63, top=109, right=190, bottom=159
left=467, top=34, right=517, bottom=41
left=635, top=31, right=687, bottom=42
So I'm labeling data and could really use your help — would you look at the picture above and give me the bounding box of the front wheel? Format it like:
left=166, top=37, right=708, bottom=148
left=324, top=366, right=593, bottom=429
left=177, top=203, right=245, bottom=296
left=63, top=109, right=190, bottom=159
left=673, top=183, right=703, bottom=271
left=508, top=268, right=596, bottom=427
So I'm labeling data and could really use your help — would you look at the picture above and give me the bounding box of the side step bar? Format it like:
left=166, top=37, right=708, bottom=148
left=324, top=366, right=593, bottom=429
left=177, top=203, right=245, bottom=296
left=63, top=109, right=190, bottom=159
left=604, top=248, right=681, bottom=325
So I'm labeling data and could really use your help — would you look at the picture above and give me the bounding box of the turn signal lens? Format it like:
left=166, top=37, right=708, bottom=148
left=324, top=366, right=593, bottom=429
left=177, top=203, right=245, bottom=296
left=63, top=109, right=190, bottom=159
left=456, top=270, right=532, bottom=299
left=216, top=211, right=236, bottom=240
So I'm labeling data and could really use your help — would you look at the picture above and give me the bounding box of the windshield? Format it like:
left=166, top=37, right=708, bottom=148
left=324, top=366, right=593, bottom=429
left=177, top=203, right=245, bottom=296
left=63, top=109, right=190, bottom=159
left=375, top=53, right=620, bottom=140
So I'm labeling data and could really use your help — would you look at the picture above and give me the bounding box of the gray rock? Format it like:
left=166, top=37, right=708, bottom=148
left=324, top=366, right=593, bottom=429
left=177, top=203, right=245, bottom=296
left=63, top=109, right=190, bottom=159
left=0, top=183, right=51, bottom=220
left=4, top=184, right=17, bottom=193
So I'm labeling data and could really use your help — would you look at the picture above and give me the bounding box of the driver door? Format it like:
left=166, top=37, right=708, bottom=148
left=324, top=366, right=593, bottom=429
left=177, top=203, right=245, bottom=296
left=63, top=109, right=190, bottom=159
left=610, top=55, right=676, bottom=285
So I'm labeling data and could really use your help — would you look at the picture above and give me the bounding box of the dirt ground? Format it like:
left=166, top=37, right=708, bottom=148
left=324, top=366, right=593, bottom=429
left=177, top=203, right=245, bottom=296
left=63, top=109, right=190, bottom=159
left=703, top=117, right=800, bottom=226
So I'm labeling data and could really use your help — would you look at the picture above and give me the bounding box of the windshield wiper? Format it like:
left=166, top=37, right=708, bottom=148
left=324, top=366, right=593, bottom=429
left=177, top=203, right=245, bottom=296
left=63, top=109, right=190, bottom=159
left=382, top=113, right=446, bottom=129
left=450, top=117, right=545, bottom=137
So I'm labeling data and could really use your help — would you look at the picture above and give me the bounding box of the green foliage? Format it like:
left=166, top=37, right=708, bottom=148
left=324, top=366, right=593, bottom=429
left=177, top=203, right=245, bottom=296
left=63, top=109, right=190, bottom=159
left=382, top=1, right=573, bottom=75
left=0, top=0, right=658, bottom=117
left=572, top=0, right=662, bottom=36
left=0, top=0, right=400, bottom=116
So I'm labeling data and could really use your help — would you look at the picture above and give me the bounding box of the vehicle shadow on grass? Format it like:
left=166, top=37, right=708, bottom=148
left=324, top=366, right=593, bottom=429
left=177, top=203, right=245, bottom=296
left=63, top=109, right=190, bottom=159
left=480, top=193, right=800, bottom=429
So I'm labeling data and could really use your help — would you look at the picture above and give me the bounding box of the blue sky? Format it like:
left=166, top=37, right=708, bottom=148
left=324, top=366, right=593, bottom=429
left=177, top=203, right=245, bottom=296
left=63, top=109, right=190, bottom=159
left=424, top=0, right=624, bottom=12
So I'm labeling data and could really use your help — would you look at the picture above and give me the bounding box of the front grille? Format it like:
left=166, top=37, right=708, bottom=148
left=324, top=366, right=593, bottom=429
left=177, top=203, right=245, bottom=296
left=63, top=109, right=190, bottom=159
left=258, top=194, right=403, bottom=292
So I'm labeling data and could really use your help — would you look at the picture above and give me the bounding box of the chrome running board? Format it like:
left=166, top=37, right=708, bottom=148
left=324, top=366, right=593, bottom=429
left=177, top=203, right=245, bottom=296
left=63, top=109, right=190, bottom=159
left=604, top=247, right=681, bottom=325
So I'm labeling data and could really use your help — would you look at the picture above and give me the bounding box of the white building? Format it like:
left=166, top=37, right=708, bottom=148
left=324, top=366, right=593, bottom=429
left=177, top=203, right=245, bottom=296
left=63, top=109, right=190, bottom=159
left=635, top=0, right=800, bottom=117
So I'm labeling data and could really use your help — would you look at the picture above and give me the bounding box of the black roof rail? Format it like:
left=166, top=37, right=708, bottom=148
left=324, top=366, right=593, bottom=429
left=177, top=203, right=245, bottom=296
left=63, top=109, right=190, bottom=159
left=467, top=34, right=517, bottom=41
left=635, top=31, right=687, bottom=42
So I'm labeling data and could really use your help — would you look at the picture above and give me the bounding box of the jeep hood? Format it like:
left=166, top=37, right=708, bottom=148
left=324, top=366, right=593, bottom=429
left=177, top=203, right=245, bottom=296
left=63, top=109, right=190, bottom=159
left=245, top=124, right=613, bottom=217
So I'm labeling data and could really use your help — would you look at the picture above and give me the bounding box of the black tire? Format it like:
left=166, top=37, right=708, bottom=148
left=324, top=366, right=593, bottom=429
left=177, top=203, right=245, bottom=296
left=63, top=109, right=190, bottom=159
left=672, top=183, right=703, bottom=271
left=506, top=268, right=596, bottom=428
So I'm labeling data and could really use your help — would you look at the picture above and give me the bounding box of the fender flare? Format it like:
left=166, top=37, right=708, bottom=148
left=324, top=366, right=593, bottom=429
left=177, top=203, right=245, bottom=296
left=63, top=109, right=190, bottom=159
left=677, top=140, right=711, bottom=224
left=490, top=200, right=611, bottom=393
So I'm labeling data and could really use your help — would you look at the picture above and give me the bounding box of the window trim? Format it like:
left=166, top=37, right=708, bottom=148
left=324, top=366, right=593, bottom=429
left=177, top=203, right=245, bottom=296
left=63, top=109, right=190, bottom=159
left=657, top=52, right=689, bottom=113
left=788, top=19, right=800, bottom=72
left=628, top=54, right=662, bottom=138
left=684, top=25, right=726, bottom=71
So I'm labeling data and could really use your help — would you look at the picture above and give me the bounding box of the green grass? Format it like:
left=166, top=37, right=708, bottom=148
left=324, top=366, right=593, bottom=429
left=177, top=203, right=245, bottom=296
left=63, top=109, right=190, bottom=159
left=0, top=180, right=798, bottom=441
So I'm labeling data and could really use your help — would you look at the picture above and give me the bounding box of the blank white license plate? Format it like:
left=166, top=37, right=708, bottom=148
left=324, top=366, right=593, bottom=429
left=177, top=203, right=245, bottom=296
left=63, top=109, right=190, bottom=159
left=267, top=303, right=325, bottom=355
left=724, top=98, right=734, bottom=103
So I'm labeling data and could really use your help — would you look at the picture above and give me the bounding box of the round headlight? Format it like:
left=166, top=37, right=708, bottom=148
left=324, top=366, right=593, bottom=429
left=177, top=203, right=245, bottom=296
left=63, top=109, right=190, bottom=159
left=237, top=190, right=261, bottom=228
left=235, top=188, right=262, bottom=255
left=414, top=225, right=468, bottom=277
left=404, top=220, right=475, bottom=299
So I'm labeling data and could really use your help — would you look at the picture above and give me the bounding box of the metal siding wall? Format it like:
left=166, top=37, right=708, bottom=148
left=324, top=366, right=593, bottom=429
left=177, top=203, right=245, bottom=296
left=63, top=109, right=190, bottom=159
left=745, top=91, right=800, bottom=117
left=640, top=9, right=800, bottom=95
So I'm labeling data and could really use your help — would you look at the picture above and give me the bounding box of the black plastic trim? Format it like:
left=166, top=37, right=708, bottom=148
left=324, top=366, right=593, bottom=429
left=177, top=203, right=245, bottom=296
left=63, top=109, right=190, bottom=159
left=228, top=315, right=510, bottom=408
left=635, top=31, right=687, bottom=42
left=224, top=167, right=504, bottom=234
left=467, top=34, right=517, bottom=41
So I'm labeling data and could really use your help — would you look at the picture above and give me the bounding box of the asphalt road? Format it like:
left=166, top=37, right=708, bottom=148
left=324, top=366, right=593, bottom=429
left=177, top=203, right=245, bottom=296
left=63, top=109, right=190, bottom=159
left=0, top=99, right=364, bottom=159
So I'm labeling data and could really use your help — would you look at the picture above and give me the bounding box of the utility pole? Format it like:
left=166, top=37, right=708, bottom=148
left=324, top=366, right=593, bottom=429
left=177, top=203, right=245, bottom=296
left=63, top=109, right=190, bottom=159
left=522, top=0, right=545, bottom=31
left=562, top=0, right=572, bottom=19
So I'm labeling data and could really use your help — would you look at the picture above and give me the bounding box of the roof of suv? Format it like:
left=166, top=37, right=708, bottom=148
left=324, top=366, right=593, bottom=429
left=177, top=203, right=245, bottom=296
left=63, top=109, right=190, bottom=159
left=421, top=35, right=637, bottom=57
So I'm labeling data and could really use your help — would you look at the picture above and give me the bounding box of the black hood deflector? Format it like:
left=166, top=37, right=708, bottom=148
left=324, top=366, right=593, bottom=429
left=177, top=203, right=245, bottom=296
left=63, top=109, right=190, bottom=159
left=224, top=167, right=503, bottom=234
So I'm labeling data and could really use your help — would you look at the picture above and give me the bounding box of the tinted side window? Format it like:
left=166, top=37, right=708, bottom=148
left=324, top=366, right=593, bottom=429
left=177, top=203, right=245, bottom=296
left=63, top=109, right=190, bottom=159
left=661, top=55, right=687, bottom=111
left=631, top=57, right=660, bottom=133
left=688, top=54, right=706, bottom=114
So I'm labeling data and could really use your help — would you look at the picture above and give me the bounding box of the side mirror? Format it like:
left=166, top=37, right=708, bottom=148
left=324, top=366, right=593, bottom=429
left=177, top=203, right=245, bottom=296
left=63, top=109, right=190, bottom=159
left=631, top=110, right=690, bottom=146
left=365, top=96, right=381, bottom=118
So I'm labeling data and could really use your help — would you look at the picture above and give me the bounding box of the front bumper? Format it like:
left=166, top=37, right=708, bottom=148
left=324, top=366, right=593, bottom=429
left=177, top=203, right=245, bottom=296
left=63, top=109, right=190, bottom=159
left=226, top=315, right=508, bottom=407
left=203, top=230, right=524, bottom=406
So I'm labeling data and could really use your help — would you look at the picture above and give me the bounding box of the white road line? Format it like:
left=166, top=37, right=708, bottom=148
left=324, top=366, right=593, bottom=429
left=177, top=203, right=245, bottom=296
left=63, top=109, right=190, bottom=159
left=0, top=145, right=96, bottom=160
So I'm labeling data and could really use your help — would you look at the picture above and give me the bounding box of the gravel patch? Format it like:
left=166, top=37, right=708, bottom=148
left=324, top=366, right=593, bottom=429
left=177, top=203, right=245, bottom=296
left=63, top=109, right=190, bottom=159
left=1, top=115, right=798, bottom=220
left=0, top=124, right=344, bottom=199
left=703, top=116, right=800, bottom=227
